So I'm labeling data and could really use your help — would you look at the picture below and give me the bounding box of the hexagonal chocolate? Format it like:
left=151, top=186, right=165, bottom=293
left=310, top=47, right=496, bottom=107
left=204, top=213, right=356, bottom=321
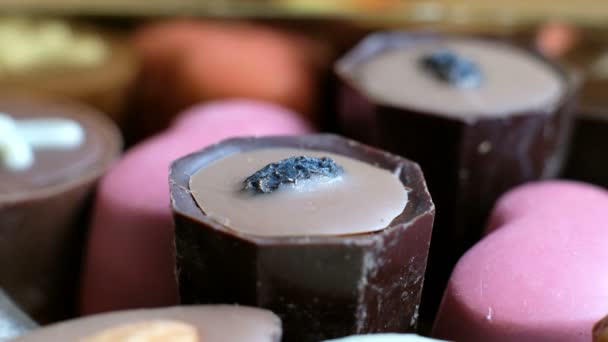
left=170, top=134, right=434, bottom=342
left=335, top=31, right=579, bottom=317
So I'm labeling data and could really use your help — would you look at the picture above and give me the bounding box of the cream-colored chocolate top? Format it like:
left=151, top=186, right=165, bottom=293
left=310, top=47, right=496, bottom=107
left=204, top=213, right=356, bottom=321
left=351, top=38, right=565, bottom=118
left=13, top=305, right=281, bottom=342
left=189, top=148, right=408, bottom=237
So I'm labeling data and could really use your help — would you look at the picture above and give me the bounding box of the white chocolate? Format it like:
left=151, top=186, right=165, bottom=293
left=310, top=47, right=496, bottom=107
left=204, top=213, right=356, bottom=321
left=0, top=112, right=84, bottom=171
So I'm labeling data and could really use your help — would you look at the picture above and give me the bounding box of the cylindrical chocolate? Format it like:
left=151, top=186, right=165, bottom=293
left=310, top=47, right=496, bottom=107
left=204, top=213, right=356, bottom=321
left=0, top=289, right=37, bottom=342
left=335, top=31, right=579, bottom=319
left=170, top=134, right=435, bottom=342
left=0, top=95, right=122, bottom=322
left=0, top=18, right=136, bottom=127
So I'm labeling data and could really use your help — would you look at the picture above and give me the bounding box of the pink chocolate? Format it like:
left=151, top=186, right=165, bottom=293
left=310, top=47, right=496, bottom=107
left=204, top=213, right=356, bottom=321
left=433, top=180, right=608, bottom=342
left=79, top=100, right=311, bottom=315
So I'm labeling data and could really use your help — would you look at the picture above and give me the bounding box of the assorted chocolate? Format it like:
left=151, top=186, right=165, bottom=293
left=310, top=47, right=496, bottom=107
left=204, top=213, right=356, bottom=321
left=5, top=20, right=608, bottom=342
left=170, top=134, right=434, bottom=341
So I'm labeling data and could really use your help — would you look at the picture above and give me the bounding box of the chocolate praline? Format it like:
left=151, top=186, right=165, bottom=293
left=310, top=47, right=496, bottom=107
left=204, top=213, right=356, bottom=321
left=594, top=315, right=608, bottom=342
left=0, top=95, right=122, bottom=322
left=12, top=305, right=281, bottom=342
left=170, top=134, right=434, bottom=342
left=335, top=31, right=579, bottom=319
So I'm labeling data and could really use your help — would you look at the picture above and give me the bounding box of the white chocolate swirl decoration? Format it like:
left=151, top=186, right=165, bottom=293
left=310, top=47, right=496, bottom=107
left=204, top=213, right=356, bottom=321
left=0, top=112, right=84, bottom=171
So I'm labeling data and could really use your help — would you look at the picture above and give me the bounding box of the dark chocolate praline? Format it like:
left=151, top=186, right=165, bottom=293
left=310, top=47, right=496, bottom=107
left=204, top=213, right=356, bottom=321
left=335, top=31, right=580, bottom=321
left=170, top=134, right=435, bottom=342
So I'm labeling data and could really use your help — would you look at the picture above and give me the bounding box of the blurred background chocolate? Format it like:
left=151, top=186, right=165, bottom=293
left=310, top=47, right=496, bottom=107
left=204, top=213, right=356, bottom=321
left=0, top=289, right=37, bottom=342
left=335, top=31, right=578, bottom=320
left=0, top=17, right=137, bottom=129
left=0, top=1, right=605, bottom=341
left=0, top=95, right=122, bottom=323
left=125, top=19, right=332, bottom=145
left=170, top=135, right=434, bottom=341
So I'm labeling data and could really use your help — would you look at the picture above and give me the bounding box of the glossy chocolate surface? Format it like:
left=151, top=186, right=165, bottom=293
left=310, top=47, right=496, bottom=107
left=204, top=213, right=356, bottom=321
left=0, top=95, right=122, bottom=322
left=170, top=134, right=435, bottom=342
left=335, top=31, right=578, bottom=320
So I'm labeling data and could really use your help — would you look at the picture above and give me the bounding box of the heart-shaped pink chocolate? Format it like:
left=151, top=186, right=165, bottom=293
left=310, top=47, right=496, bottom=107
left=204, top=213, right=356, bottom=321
left=433, top=180, right=608, bottom=342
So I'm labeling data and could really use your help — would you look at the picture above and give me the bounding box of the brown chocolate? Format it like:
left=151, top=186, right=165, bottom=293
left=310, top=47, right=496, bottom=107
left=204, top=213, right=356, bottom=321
left=563, top=106, right=608, bottom=187
left=170, top=134, right=435, bottom=342
left=0, top=95, right=122, bottom=322
left=335, top=32, right=579, bottom=320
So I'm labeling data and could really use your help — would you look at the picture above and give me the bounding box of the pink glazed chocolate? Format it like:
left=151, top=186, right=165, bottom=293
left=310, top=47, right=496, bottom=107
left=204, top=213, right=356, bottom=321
left=79, top=100, right=311, bottom=314
left=433, top=181, right=608, bottom=342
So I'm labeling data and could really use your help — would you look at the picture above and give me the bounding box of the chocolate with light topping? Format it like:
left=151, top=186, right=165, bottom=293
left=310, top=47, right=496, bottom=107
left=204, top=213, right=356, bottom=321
left=0, top=95, right=122, bottom=322
left=170, top=134, right=434, bottom=341
left=335, top=31, right=578, bottom=320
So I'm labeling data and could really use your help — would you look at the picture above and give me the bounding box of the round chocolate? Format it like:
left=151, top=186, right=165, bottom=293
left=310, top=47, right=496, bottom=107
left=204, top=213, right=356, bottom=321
left=0, top=95, right=122, bottom=322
